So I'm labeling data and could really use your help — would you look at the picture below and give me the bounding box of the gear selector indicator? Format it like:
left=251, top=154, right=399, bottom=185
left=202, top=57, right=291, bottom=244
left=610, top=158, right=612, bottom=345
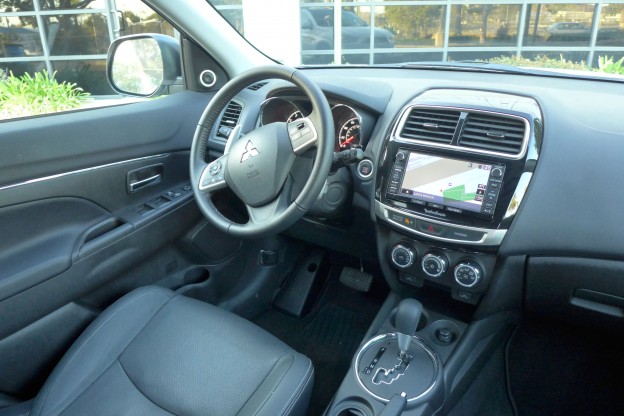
left=372, top=352, right=412, bottom=385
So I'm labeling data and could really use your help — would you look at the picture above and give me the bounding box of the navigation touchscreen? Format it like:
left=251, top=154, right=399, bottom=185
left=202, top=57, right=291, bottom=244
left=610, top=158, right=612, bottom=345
left=400, top=153, right=494, bottom=213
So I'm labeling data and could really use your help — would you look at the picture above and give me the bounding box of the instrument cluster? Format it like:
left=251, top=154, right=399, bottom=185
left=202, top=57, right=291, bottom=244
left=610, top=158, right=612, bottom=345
left=259, top=97, right=362, bottom=152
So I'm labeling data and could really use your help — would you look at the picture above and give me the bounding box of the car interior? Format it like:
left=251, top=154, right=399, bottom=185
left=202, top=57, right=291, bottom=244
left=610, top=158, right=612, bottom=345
left=1, top=1, right=623, bottom=416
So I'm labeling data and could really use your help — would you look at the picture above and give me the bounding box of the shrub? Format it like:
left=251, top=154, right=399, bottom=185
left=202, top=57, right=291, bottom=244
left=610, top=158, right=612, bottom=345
left=487, top=54, right=624, bottom=77
left=597, top=56, right=624, bottom=75
left=0, top=70, right=90, bottom=120
left=486, top=55, right=591, bottom=71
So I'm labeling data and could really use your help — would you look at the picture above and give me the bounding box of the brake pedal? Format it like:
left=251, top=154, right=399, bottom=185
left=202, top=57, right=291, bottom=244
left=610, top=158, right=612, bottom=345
left=339, top=267, right=373, bottom=292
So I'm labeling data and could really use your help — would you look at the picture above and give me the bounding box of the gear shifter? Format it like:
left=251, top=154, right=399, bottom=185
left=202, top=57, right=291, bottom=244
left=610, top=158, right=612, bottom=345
left=395, top=298, right=423, bottom=360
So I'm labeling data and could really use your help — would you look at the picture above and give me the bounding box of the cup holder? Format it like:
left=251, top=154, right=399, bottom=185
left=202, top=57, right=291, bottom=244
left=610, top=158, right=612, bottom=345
left=330, top=398, right=374, bottom=416
left=336, top=409, right=367, bottom=416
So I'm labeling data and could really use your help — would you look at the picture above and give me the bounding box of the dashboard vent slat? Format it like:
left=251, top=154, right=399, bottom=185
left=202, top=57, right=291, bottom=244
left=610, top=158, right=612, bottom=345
left=399, top=109, right=461, bottom=144
left=459, top=114, right=526, bottom=155
left=217, top=101, right=243, bottom=138
left=247, top=82, right=268, bottom=91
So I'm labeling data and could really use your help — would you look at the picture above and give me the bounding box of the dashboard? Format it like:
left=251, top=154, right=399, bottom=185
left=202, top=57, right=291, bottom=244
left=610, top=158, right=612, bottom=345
left=206, top=67, right=624, bottom=327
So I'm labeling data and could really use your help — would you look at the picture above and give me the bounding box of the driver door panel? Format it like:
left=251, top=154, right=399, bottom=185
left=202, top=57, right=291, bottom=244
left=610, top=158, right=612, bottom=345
left=0, top=92, right=214, bottom=399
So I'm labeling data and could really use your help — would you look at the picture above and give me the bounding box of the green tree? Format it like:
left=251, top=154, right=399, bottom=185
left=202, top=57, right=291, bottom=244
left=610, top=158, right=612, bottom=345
left=385, top=6, right=443, bottom=45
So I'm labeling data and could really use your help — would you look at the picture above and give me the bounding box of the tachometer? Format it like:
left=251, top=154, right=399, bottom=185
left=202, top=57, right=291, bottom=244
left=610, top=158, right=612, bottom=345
left=338, top=117, right=361, bottom=149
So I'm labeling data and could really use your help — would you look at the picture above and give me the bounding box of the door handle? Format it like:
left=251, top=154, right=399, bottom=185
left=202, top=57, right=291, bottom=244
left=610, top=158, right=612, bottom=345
left=129, top=174, right=161, bottom=192
left=127, top=164, right=164, bottom=193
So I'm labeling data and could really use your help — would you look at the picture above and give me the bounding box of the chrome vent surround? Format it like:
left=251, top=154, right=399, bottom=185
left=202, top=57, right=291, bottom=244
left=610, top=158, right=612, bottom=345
left=459, top=113, right=526, bottom=155
left=247, top=82, right=268, bottom=91
left=398, top=108, right=461, bottom=144
left=394, top=105, right=530, bottom=159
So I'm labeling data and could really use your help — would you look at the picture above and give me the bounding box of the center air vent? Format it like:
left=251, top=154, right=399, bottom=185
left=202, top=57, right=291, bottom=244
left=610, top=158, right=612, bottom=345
left=217, top=100, right=243, bottom=138
left=399, top=108, right=461, bottom=144
left=459, top=113, right=526, bottom=155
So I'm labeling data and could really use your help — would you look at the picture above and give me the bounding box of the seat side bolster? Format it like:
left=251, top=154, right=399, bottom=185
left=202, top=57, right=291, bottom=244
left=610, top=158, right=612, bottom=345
left=30, top=287, right=175, bottom=416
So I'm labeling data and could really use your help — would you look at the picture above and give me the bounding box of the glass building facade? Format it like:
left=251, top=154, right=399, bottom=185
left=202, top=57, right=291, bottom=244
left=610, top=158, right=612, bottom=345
left=0, top=0, right=173, bottom=95
left=2, top=0, right=624, bottom=95
left=296, top=0, right=624, bottom=66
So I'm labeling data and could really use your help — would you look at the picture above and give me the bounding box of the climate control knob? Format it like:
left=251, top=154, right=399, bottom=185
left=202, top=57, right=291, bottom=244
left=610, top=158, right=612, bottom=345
left=421, top=253, right=448, bottom=278
left=454, top=260, right=483, bottom=288
left=391, top=244, right=415, bottom=269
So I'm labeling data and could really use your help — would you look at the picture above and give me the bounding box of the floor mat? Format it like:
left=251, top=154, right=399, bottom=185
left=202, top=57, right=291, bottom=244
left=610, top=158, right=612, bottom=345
left=253, top=270, right=387, bottom=416
left=506, top=319, right=624, bottom=416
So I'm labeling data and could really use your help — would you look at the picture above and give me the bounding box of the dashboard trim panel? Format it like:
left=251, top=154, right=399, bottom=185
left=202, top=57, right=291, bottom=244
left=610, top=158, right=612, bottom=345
left=376, top=201, right=507, bottom=246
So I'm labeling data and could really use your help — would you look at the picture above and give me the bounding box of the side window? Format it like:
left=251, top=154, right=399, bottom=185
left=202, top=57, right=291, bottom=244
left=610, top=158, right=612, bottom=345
left=0, top=0, right=178, bottom=121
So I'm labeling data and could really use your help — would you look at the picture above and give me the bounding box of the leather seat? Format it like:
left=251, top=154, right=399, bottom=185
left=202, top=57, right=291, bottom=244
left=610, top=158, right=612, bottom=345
left=18, top=287, right=313, bottom=416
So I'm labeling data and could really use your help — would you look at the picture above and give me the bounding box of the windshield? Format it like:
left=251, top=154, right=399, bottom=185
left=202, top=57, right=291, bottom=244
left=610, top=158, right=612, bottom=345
left=207, top=1, right=624, bottom=79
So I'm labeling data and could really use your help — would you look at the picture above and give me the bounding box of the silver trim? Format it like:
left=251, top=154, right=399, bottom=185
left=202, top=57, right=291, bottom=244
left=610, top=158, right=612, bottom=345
left=290, top=117, right=318, bottom=154
left=199, top=155, right=228, bottom=193
left=454, top=262, right=482, bottom=288
left=354, top=332, right=440, bottom=403
left=199, top=69, right=217, bottom=88
left=392, top=104, right=531, bottom=160
left=129, top=173, right=161, bottom=192
left=421, top=253, right=447, bottom=278
left=356, top=159, right=374, bottom=180
left=504, top=172, right=533, bottom=220
left=0, top=154, right=169, bottom=192
left=258, top=97, right=302, bottom=126
left=390, top=244, right=415, bottom=269
left=376, top=201, right=507, bottom=246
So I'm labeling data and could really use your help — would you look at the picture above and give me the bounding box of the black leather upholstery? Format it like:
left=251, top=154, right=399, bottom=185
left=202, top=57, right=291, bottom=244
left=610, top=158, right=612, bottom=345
left=26, top=287, right=313, bottom=416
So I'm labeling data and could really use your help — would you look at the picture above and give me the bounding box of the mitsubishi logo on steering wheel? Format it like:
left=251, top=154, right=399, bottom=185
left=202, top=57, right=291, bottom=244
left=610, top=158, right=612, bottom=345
left=240, top=140, right=260, bottom=163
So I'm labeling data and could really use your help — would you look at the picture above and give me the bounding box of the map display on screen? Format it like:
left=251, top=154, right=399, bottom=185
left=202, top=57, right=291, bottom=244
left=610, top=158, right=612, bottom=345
left=400, top=153, right=493, bottom=213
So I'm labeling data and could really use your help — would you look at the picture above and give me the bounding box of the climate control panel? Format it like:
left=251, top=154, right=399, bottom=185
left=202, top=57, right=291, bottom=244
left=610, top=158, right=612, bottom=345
left=388, top=237, right=496, bottom=304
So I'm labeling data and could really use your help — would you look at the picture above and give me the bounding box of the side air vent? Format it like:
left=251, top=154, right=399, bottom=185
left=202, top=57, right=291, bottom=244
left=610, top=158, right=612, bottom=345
left=459, top=113, right=526, bottom=155
left=399, top=108, right=461, bottom=144
left=217, top=100, right=243, bottom=138
left=247, top=82, right=268, bottom=91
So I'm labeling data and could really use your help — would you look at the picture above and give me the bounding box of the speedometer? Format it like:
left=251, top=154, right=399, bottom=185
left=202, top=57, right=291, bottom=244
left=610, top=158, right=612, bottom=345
left=338, top=117, right=361, bottom=149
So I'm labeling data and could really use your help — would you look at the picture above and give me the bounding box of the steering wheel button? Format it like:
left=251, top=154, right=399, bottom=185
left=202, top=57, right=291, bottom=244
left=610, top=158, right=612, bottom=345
left=209, top=162, right=221, bottom=175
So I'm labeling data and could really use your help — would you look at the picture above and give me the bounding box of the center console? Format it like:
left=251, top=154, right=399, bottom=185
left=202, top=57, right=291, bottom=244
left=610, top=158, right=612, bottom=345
left=324, top=89, right=542, bottom=415
left=375, top=89, right=541, bottom=305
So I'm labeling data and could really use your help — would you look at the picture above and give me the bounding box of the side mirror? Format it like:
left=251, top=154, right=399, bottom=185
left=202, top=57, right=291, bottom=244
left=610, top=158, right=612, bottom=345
left=301, top=20, right=312, bottom=30
left=106, top=34, right=181, bottom=97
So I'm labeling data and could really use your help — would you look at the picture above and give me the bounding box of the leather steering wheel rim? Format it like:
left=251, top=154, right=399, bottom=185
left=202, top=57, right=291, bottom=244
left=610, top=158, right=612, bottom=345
left=190, top=64, right=334, bottom=238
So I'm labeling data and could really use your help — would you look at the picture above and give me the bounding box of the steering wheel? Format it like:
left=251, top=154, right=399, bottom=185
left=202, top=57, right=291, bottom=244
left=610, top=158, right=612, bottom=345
left=190, top=65, right=334, bottom=238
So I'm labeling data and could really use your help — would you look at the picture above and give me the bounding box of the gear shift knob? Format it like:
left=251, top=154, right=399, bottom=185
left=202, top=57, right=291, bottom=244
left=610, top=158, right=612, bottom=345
left=395, top=298, right=423, bottom=354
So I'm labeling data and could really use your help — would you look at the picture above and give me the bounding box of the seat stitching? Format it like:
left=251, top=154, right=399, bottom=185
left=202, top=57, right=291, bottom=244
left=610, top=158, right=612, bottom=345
left=281, top=363, right=313, bottom=416
left=278, top=359, right=313, bottom=416
left=34, top=288, right=174, bottom=416
left=117, top=359, right=177, bottom=416
left=233, top=352, right=294, bottom=416
left=49, top=359, right=122, bottom=415
left=282, top=366, right=313, bottom=416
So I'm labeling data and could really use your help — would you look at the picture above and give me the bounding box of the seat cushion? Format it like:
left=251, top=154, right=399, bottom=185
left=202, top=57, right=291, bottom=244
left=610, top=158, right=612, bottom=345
left=29, top=287, right=314, bottom=416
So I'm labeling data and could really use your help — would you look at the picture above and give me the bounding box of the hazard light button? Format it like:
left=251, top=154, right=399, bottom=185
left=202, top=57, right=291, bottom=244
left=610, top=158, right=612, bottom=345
left=416, top=220, right=446, bottom=236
